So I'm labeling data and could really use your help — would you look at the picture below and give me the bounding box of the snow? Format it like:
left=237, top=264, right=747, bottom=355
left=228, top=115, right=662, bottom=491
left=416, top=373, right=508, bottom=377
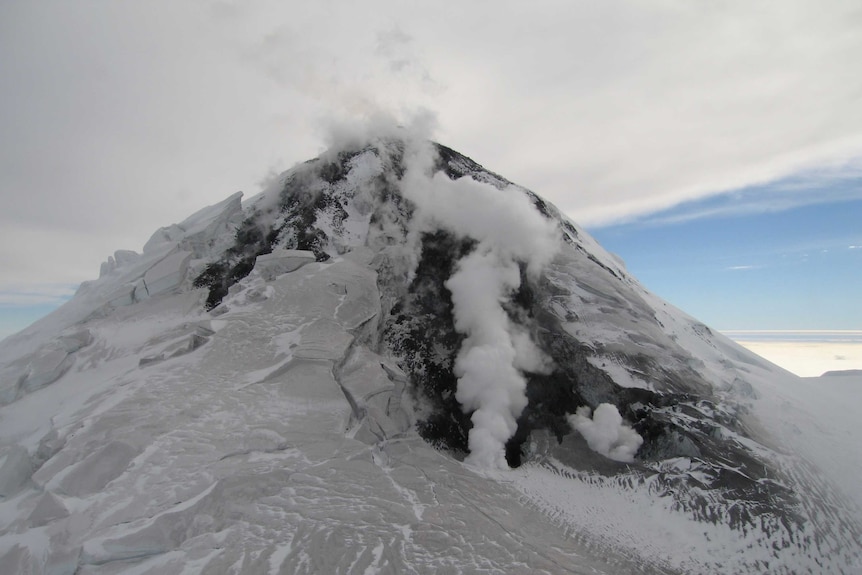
left=19, top=346, right=73, bottom=394
left=255, top=249, right=315, bottom=281
left=27, top=492, right=69, bottom=528
left=143, top=250, right=193, bottom=297
left=0, top=245, right=633, bottom=574
left=511, top=461, right=773, bottom=574
left=100, top=249, right=142, bottom=278
left=754, top=372, right=862, bottom=514
left=508, top=372, right=862, bottom=574
left=142, top=191, right=244, bottom=259
left=0, top=446, right=32, bottom=497
left=0, top=136, right=860, bottom=573
left=58, top=329, right=92, bottom=353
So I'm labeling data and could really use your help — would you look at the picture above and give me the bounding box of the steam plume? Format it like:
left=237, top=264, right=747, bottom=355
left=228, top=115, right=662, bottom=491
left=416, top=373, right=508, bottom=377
left=569, top=404, right=643, bottom=463
left=400, top=138, right=559, bottom=469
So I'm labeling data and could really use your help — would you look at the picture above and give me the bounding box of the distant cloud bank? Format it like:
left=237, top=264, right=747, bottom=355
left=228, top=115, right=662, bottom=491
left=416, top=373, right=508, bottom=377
left=725, top=331, right=862, bottom=377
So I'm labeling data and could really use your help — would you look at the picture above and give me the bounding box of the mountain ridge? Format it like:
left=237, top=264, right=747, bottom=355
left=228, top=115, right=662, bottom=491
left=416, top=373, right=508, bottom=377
left=0, top=133, right=860, bottom=573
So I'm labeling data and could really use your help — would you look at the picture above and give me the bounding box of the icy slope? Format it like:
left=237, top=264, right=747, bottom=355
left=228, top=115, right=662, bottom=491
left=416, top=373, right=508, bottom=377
left=0, top=133, right=860, bottom=573
left=0, top=251, right=642, bottom=574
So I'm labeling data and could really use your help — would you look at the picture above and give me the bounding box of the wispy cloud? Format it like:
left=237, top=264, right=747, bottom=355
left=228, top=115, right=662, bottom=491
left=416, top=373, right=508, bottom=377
left=0, top=284, right=77, bottom=307
left=625, top=176, right=862, bottom=228
left=2, top=1, right=862, bottom=291
left=726, top=265, right=760, bottom=271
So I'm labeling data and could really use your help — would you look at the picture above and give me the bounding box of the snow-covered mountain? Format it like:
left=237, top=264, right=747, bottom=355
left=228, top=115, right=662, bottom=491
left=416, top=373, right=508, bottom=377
left=1, top=132, right=860, bottom=574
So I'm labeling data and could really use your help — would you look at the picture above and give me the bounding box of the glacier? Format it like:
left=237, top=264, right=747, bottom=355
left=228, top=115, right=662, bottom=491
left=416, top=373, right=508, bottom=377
left=0, top=133, right=860, bottom=574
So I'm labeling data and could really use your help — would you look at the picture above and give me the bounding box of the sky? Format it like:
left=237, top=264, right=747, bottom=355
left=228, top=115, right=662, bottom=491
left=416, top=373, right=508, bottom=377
left=1, top=0, right=861, bottom=346
left=589, top=177, right=862, bottom=330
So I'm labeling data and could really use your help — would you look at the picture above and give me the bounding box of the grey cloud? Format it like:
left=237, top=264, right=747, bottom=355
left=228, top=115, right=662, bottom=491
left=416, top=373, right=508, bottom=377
left=1, top=0, right=861, bottom=294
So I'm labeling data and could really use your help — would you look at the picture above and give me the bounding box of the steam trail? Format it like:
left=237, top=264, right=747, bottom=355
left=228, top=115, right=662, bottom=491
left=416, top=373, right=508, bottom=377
left=446, top=250, right=530, bottom=468
left=400, top=138, right=559, bottom=469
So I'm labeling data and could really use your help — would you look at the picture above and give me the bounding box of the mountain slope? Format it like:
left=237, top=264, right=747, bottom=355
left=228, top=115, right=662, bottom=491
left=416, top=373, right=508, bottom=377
left=0, top=133, right=860, bottom=574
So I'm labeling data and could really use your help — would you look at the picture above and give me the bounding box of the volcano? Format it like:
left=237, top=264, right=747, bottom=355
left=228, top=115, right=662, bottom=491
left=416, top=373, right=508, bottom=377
left=1, top=132, right=860, bottom=574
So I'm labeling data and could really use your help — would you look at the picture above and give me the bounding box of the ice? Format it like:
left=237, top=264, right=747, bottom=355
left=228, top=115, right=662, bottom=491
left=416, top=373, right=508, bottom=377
left=53, top=441, right=140, bottom=496
left=0, top=136, right=860, bottom=574
left=18, top=345, right=74, bottom=394
left=105, top=284, right=135, bottom=308
left=27, top=492, right=69, bottom=527
left=0, top=445, right=31, bottom=497
left=0, top=251, right=632, bottom=574
left=143, top=191, right=243, bottom=258
left=138, top=326, right=212, bottom=367
left=0, top=545, right=32, bottom=574
left=754, top=372, right=862, bottom=514
left=58, top=329, right=92, bottom=353
left=143, top=251, right=193, bottom=297
left=99, top=249, right=142, bottom=278
left=132, top=277, right=150, bottom=303
left=255, top=249, right=315, bottom=281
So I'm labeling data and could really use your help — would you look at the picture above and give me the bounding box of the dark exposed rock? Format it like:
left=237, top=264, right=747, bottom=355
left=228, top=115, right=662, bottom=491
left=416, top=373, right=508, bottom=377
left=193, top=214, right=275, bottom=310
left=184, top=138, right=858, bottom=554
left=383, top=230, right=475, bottom=457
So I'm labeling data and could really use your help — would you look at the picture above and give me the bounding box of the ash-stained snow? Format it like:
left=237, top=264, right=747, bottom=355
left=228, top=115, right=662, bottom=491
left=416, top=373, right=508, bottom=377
left=0, top=131, right=860, bottom=574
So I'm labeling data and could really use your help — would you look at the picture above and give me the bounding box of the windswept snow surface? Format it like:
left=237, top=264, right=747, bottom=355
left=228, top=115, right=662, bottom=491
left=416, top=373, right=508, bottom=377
left=1, top=133, right=860, bottom=574
left=513, top=374, right=862, bottom=574
left=0, top=252, right=636, bottom=574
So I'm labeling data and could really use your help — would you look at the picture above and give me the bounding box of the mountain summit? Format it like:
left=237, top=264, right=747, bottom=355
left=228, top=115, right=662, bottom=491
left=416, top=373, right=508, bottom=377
left=1, top=133, right=860, bottom=573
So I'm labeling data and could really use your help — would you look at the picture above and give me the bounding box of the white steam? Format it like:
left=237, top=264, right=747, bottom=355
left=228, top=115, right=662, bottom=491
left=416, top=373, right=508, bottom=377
left=400, top=139, right=559, bottom=469
left=445, top=250, right=532, bottom=468
left=569, top=403, right=643, bottom=463
left=321, top=109, right=438, bottom=160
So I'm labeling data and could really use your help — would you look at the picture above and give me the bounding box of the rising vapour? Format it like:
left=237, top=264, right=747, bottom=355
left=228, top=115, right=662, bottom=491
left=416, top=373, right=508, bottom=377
left=569, top=403, right=643, bottom=463
left=400, top=137, right=559, bottom=469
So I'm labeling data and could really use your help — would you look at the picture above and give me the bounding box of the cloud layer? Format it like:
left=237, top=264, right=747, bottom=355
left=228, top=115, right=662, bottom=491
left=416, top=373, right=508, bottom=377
left=2, top=1, right=861, bottom=295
